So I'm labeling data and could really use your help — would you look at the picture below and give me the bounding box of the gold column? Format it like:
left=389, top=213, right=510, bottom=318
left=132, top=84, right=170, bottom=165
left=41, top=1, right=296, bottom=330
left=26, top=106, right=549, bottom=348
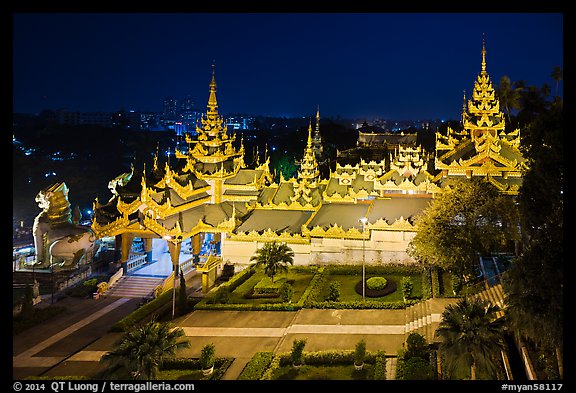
left=120, top=233, right=134, bottom=272
left=143, top=237, right=153, bottom=262
left=192, top=233, right=202, bottom=255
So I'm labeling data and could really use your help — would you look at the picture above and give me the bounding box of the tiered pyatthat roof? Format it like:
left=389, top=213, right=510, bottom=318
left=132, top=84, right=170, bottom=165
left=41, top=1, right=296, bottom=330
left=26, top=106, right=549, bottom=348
left=378, top=145, right=439, bottom=194
left=311, top=105, right=323, bottom=157
left=178, top=65, right=245, bottom=179
left=91, top=67, right=258, bottom=241
left=434, top=39, right=526, bottom=194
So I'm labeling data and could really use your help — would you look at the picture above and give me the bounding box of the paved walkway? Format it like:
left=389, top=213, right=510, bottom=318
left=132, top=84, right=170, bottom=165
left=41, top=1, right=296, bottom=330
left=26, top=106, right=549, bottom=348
left=14, top=270, right=449, bottom=380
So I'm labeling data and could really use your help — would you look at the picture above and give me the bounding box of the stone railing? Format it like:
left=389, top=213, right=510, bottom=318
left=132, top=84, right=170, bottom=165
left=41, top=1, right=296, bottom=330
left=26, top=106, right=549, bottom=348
left=126, top=252, right=147, bottom=272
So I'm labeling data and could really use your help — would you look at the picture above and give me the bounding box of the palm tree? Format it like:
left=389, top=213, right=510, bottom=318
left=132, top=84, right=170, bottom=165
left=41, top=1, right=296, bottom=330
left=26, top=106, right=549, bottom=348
left=250, top=241, right=294, bottom=282
left=435, top=297, right=505, bottom=380
left=100, top=320, right=190, bottom=380
left=496, top=75, right=522, bottom=126
left=551, top=66, right=562, bottom=97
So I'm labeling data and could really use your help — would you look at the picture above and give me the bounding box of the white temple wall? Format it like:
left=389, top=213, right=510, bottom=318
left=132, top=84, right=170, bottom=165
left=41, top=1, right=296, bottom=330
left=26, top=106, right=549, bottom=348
left=221, top=229, right=418, bottom=267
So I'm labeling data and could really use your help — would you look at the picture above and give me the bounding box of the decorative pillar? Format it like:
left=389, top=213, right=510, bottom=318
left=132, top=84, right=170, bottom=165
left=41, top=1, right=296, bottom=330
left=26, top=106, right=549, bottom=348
left=192, top=233, right=202, bottom=255
left=143, top=237, right=153, bottom=262
left=120, top=233, right=135, bottom=273
left=167, top=240, right=182, bottom=320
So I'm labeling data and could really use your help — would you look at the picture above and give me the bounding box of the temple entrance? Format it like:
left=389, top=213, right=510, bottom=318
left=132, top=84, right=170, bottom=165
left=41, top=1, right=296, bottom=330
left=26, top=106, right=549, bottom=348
left=124, top=233, right=221, bottom=278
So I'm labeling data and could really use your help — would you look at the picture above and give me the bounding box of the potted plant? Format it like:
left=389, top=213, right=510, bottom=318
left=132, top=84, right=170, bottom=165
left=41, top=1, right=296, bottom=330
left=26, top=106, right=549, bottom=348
left=200, top=343, right=216, bottom=376
left=354, top=339, right=366, bottom=370
left=291, top=338, right=306, bottom=368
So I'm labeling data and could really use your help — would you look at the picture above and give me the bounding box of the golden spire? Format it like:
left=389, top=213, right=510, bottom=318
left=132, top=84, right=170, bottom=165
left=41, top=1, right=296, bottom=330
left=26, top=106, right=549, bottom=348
left=461, top=90, right=468, bottom=124
left=153, top=142, right=159, bottom=171
left=207, top=63, right=218, bottom=115
left=481, top=33, right=487, bottom=74
left=315, top=105, right=320, bottom=133
left=307, top=118, right=313, bottom=148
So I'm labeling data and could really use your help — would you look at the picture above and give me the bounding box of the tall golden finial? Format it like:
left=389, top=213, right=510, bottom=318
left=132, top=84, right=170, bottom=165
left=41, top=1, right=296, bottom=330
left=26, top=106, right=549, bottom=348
left=316, top=105, right=320, bottom=133
left=207, top=63, right=218, bottom=114
left=481, top=33, right=487, bottom=73
left=307, top=117, right=313, bottom=147
left=153, top=142, right=159, bottom=171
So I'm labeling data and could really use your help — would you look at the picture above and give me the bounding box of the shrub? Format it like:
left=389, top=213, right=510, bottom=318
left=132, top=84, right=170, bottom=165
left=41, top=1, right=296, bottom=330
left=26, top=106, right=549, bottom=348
left=401, top=277, right=413, bottom=300
left=354, top=339, right=367, bottom=366
left=431, top=268, right=440, bottom=298
left=452, top=273, right=463, bottom=295
left=405, top=332, right=429, bottom=360
left=421, top=268, right=432, bottom=299
left=253, top=277, right=284, bottom=294
left=291, top=339, right=306, bottom=366
left=212, top=287, right=230, bottom=304
left=366, top=276, right=388, bottom=291
left=110, top=290, right=173, bottom=332
left=374, top=350, right=387, bottom=380
left=200, top=343, right=216, bottom=370
left=83, top=278, right=98, bottom=287
left=238, top=352, right=274, bottom=380
left=326, top=281, right=341, bottom=301
left=396, top=356, right=435, bottom=380
left=279, top=282, right=294, bottom=302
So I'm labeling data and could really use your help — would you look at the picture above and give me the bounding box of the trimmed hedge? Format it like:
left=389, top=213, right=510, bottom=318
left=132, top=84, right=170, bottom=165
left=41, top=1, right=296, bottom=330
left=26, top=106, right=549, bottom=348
left=421, top=268, right=432, bottom=300
left=260, top=350, right=383, bottom=380
left=374, top=350, right=387, bottom=380
left=160, top=357, right=233, bottom=380
left=110, top=289, right=173, bottom=332
left=366, top=276, right=388, bottom=290
left=431, top=268, right=441, bottom=298
left=238, top=351, right=275, bottom=380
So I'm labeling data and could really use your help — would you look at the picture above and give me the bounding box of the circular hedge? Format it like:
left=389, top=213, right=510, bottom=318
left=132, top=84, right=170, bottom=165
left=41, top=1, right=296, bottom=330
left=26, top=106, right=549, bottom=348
left=355, top=277, right=397, bottom=298
left=366, top=276, right=387, bottom=291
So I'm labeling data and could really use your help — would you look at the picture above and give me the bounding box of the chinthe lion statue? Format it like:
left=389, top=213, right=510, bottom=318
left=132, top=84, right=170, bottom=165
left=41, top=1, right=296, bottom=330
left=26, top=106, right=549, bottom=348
left=28, top=182, right=98, bottom=270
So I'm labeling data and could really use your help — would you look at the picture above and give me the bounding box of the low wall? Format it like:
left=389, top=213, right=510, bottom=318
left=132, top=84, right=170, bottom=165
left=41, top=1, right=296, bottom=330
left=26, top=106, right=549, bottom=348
left=221, top=229, right=417, bottom=267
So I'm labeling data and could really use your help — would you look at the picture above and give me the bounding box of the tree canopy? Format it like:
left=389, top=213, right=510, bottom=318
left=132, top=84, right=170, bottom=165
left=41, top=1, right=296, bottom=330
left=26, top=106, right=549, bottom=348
left=408, top=178, right=519, bottom=278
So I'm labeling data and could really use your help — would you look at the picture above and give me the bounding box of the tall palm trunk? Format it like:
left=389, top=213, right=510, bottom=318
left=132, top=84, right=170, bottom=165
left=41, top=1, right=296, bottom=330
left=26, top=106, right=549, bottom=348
left=470, top=353, right=477, bottom=380
left=556, top=346, right=563, bottom=379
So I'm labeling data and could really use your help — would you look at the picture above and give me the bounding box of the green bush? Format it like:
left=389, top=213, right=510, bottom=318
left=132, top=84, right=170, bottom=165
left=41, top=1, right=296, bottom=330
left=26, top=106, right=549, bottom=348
left=405, top=332, right=429, bottom=360
left=326, top=281, right=341, bottom=301
left=431, top=268, right=440, bottom=298
left=400, top=277, right=414, bottom=300
left=200, top=343, right=216, bottom=369
left=238, top=352, right=274, bottom=380
left=421, top=268, right=432, bottom=299
left=373, top=350, right=387, bottom=380
left=452, top=273, right=463, bottom=295
left=253, top=277, right=284, bottom=294
left=211, top=287, right=230, bottom=304
left=354, top=339, right=366, bottom=366
left=110, top=290, right=173, bottom=332
left=366, top=276, right=388, bottom=291
left=83, top=278, right=98, bottom=287
left=279, top=282, right=294, bottom=302
left=396, top=356, right=435, bottom=380
left=291, top=339, right=307, bottom=365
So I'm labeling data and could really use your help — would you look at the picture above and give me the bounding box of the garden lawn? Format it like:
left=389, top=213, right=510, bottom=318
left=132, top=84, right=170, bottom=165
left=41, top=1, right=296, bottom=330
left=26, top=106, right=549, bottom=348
left=272, top=364, right=375, bottom=380
left=319, top=273, right=423, bottom=302
left=228, top=269, right=315, bottom=305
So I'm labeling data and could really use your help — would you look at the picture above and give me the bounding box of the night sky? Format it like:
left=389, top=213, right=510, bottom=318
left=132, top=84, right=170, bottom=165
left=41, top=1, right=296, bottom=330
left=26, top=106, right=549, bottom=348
left=12, top=13, right=563, bottom=120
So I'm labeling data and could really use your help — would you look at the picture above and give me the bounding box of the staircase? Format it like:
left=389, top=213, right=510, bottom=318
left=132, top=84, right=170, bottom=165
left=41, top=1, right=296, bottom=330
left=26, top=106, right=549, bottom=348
left=404, top=298, right=458, bottom=343
left=474, top=282, right=505, bottom=319
left=103, top=276, right=164, bottom=299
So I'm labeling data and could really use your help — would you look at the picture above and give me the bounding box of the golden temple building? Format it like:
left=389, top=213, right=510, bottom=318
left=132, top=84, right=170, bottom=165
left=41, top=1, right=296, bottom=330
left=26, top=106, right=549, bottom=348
left=90, top=40, right=525, bottom=278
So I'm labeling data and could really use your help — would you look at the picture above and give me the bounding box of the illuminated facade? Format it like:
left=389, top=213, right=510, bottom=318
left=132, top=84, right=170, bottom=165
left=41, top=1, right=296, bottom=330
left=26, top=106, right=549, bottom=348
left=89, top=41, right=525, bottom=275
